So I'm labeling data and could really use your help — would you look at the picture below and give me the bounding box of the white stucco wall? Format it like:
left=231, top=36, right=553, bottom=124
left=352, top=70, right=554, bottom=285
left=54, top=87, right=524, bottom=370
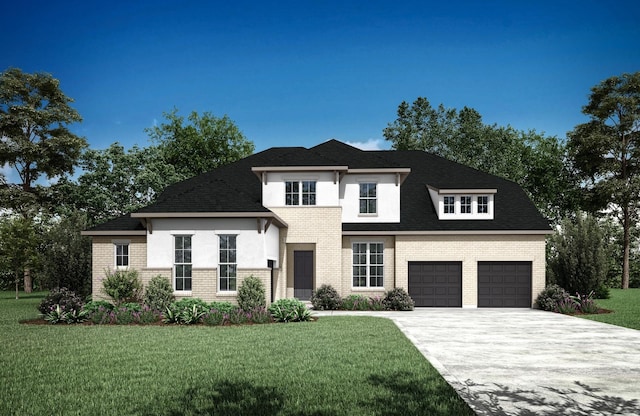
left=262, top=171, right=339, bottom=207
left=340, top=174, right=400, bottom=223
left=146, top=218, right=280, bottom=269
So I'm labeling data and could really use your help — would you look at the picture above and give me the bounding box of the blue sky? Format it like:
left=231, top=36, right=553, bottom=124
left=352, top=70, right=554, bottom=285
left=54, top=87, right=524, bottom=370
left=2, top=0, right=639, bottom=158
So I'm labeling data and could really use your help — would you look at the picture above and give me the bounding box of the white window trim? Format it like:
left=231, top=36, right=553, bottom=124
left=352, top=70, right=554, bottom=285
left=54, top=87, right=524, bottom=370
left=351, top=241, right=385, bottom=289
left=217, top=233, right=238, bottom=293
left=173, top=234, right=193, bottom=295
left=358, top=182, right=378, bottom=216
left=438, top=195, right=494, bottom=220
left=113, top=240, right=130, bottom=270
left=284, top=179, right=318, bottom=206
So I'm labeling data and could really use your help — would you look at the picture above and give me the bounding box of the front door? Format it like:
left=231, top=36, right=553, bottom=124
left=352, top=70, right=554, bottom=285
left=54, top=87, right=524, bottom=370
left=294, top=251, right=313, bottom=300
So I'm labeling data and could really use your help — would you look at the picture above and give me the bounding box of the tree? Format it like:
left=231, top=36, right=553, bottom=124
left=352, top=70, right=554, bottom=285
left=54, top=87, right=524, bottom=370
left=383, top=97, right=578, bottom=223
left=146, top=108, right=254, bottom=179
left=38, top=211, right=92, bottom=296
left=55, top=143, right=182, bottom=225
left=547, top=212, right=609, bottom=297
left=567, top=72, right=640, bottom=289
left=0, top=216, right=39, bottom=298
left=0, top=68, right=86, bottom=292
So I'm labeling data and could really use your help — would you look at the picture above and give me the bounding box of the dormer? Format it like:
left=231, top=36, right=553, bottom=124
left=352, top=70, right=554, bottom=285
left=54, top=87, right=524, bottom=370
left=427, top=186, right=496, bottom=220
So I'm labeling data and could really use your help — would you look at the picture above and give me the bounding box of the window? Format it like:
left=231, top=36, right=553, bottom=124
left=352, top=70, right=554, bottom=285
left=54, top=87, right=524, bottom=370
left=444, top=196, right=455, bottom=214
left=461, top=196, right=472, bottom=214
left=219, top=235, right=237, bottom=291
left=285, top=181, right=299, bottom=205
left=359, top=183, right=377, bottom=214
left=115, top=243, right=129, bottom=267
left=174, top=236, right=192, bottom=291
left=301, top=180, right=316, bottom=205
left=352, top=242, right=384, bottom=288
left=477, top=196, right=488, bottom=213
left=285, top=181, right=316, bottom=206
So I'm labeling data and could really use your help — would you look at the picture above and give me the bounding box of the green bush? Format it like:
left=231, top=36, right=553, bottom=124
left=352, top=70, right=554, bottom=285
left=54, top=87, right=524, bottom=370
left=102, top=269, right=143, bottom=305
left=383, top=288, right=415, bottom=311
left=38, top=287, right=85, bottom=315
left=83, top=300, right=114, bottom=314
left=341, top=294, right=370, bottom=310
left=163, top=298, right=210, bottom=324
left=311, top=284, right=342, bottom=310
left=268, top=298, right=312, bottom=322
left=143, top=275, right=175, bottom=311
left=44, top=304, right=89, bottom=324
left=237, top=275, right=266, bottom=312
left=547, top=213, right=609, bottom=295
left=535, top=284, right=569, bottom=311
left=209, top=301, right=235, bottom=314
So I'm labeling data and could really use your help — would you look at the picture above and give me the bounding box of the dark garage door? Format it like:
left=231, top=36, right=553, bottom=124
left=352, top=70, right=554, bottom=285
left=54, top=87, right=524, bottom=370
left=478, top=262, right=532, bottom=308
left=409, top=262, right=462, bottom=307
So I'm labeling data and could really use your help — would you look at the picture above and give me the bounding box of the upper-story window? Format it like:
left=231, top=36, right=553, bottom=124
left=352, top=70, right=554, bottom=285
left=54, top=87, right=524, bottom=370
left=477, top=196, right=488, bottom=213
left=444, top=196, right=455, bottom=214
left=285, top=180, right=316, bottom=206
left=359, top=183, right=377, bottom=214
left=115, top=242, right=129, bottom=268
left=461, top=196, right=472, bottom=214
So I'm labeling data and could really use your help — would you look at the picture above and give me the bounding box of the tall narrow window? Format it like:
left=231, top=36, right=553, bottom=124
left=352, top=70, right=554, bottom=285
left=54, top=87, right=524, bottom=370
left=461, top=196, right=472, bottom=214
left=174, top=236, right=192, bottom=291
left=352, top=242, right=384, bottom=288
left=285, top=181, right=299, bottom=205
left=359, top=183, right=377, bottom=214
left=219, top=235, right=237, bottom=291
left=444, top=196, right=455, bottom=214
left=115, top=243, right=129, bottom=268
left=477, top=196, right=488, bottom=213
left=285, top=180, right=316, bottom=206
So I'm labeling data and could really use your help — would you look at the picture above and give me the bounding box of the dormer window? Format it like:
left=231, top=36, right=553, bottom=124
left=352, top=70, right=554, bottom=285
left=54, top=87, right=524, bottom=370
left=286, top=181, right=316, bottom=206
left=461, top=196, right=472, bottom=214
left=427, top=186, right=496, bottom=220
left=477, top=196, right=488, bottom=213
left=444, top=196, right=455, bottom=214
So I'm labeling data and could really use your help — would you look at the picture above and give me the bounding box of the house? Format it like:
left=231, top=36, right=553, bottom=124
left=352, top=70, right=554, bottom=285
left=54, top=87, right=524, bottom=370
left=82, top=140, right=551, bottom=308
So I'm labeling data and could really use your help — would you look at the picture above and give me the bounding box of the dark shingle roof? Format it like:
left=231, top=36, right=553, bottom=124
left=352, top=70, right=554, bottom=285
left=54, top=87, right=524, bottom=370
left=87, top=139, right=550, bottom=233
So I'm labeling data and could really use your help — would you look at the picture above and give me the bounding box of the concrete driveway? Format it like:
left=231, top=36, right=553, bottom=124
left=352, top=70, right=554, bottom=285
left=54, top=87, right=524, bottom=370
left=315, top=309, right=640, bottom=416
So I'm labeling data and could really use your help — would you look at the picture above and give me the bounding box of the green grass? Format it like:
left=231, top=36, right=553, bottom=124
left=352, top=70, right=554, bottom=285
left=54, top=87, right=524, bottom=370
left=581, top=288, right=640, bottom=330
left=0, top=292, right=472, bottom=416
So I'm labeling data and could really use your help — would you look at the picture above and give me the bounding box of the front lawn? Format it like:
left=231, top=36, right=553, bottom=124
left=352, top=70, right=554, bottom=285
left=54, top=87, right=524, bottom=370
left=0, top=292, right=473, bottom=416
left=581, top=288, right=640, bottom=330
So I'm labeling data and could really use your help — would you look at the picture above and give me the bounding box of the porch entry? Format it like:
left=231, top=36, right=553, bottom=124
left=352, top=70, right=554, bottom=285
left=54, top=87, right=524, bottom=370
left=294, top=250, right=314, bottom=300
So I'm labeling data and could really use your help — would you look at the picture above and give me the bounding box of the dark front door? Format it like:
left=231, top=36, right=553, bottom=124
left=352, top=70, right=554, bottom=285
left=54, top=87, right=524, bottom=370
left=294, top=251, right=313, bottom=300
left=268, top=260, right=275, bottom=303
left=478, top=261, right=532, bottom=307
left=408, top=262, right=462, bottom=307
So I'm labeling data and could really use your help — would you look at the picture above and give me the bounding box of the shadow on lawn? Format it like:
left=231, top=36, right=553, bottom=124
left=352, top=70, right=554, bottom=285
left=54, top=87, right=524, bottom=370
left=462, top=380, right=640, bottom=416
left=363, top=371, right=475, bottom=416
left=139, top=379, right=337, bottom=416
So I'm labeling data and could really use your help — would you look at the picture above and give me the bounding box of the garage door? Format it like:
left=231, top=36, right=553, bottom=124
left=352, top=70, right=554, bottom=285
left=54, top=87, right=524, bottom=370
left=478, top=262, right=532, bottom=308
left=408, top=262, right=462, bottom=307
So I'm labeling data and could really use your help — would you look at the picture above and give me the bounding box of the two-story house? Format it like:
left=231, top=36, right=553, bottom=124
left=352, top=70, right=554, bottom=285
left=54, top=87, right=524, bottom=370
left=83, top=140, right=551, bottom=308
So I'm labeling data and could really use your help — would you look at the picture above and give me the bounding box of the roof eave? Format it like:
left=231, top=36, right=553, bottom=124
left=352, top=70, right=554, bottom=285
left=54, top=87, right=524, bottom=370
left=130, top=211, right=288, bottom=228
